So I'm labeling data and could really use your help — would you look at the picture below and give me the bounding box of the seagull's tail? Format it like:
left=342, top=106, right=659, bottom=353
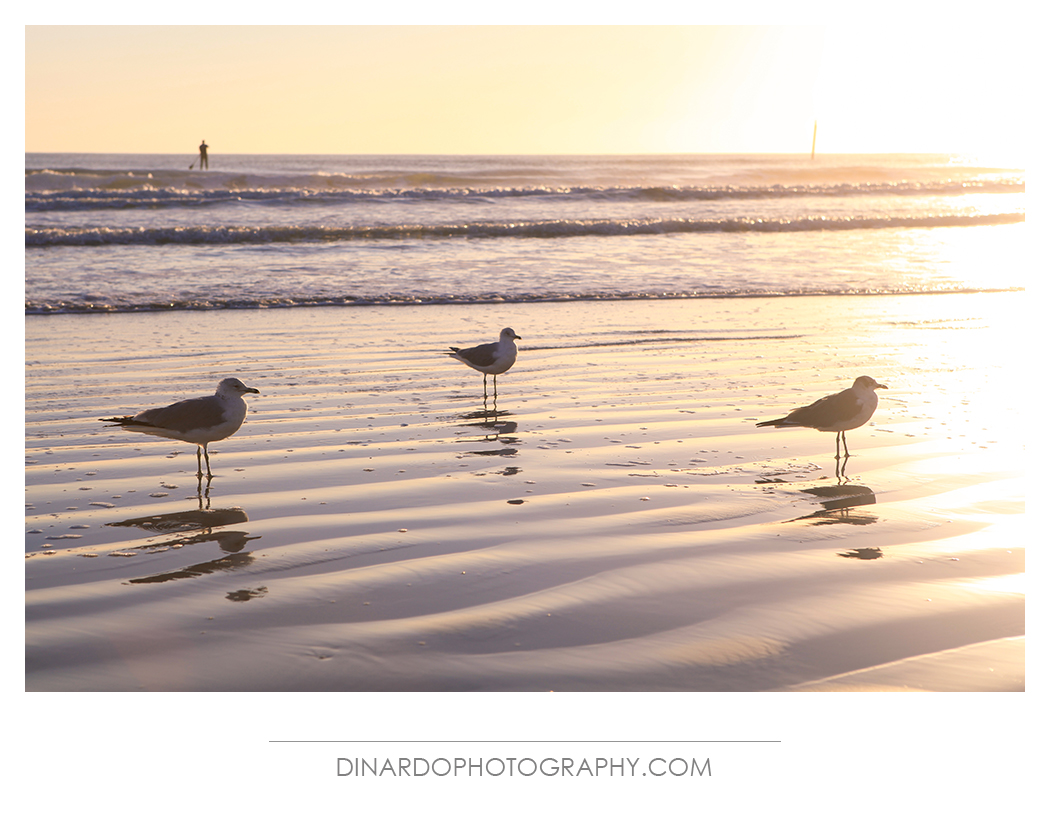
left=756, top=418, right=791, bottom=428
left=100, top=416, right=150, bottom=428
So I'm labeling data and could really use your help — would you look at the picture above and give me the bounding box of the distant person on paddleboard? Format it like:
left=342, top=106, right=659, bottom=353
left=198, top=139, right=209, bottom=169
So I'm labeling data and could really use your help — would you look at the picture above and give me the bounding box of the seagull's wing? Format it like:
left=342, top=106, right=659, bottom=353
left=134, top=395, right=228, bottom=433
left=785, top=388, right=862, bottom=429
left=452, top=341, right=499, bottom=368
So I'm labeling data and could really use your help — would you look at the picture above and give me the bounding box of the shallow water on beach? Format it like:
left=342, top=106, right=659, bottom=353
left=25, top=294, right=1024, bottom=691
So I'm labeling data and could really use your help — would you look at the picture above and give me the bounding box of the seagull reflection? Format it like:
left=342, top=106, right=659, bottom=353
left=460, top=418, right=520, bottom=456
left=838, top=547, right=883, bottom=559
left=464, top=447, right=520, bottom=458
left=226, top=587, right=268, bottom=602
left=801, top=484, right=876, bottom=510
left=108, top=501, right=258, bottom=584
left=126, top=547, right=258, bottom=585
left=459, top=407, right=515, bottom=427
left=454, top=401, right=520, bottom=450
left=799, top=507, right=878, bottom=526
left=481, top=420, right=518, bottom=443
left=457, top=389, right=512, bottom=426
left=792, top=484, right=878, bottom=526
left=108, top=506, right=249, bottom=534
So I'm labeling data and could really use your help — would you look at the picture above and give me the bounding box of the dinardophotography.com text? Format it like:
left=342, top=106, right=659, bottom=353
left=337, top=756, right=711, bottom=778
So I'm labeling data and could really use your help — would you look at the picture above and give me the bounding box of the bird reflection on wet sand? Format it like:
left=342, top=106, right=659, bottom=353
left=455, top=383, right=513, bottom=428
left=838, top=547, right=883, bottom=560
left=108, top=506, right=249, bottom=534
left=792, top=484, right=878, bottom=526
left=108, top=502, right=259, bottom=587
left=457, top=399, right=520, bottom=453
left=126, top=543, right=258, bottom=585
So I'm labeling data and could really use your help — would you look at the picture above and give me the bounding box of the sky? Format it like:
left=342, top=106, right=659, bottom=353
left=24, top=23, right=1028, bottom=159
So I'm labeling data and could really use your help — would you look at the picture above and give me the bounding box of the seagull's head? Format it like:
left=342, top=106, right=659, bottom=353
left=500, top=327, right=522, bottom=342
left=218, top=377, right=261, bottom=396
left=854, top=376, right=887, bottom=391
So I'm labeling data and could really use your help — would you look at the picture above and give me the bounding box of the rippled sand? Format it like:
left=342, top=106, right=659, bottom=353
left=25, top=293, right=1024, bottom=691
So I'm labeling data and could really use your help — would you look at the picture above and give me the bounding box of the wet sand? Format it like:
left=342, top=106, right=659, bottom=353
left=25, top=293, right=1024, bottom=691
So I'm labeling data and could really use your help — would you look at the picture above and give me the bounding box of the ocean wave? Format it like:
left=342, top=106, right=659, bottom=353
left=25, top=286, right=1024, bottom=315
left=24, top=177, right=1025, bottom=211
left=25, top=211, right=1026, bottom=246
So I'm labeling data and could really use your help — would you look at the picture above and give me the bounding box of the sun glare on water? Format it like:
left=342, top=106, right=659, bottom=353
left=916, top=221, right=1027, bottom=292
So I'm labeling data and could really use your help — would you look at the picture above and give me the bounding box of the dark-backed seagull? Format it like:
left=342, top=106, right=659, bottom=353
left=756, top=375, right=887, bottom=460
left=101, top=377, right=260, bottom=477
left=447, top=327, right=521, bottom=397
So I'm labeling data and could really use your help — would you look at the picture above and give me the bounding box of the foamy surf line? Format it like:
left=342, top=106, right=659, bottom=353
left=24, top=287, right=1023, bottom=315
left=25, top=212, right=1025, bottom=246
left=24, top=177, right=1026, bottom=211
left=25, top=294, right=1024, bottom=691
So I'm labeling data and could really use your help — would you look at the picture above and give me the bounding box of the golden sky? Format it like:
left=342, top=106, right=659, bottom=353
left=25, top=24, right=1026, bottom=159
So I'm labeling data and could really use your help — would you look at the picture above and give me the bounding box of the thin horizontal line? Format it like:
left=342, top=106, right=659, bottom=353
left=269, top=740, right=781, bottom=744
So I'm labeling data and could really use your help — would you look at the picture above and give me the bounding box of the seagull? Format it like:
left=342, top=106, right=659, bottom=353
left=447, top=327, right=521, bottom=398
left=756, top=375, right=887, bottom=461
left=101, top=377, right=260, bottom=477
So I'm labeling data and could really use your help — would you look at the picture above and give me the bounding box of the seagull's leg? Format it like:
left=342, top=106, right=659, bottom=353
left=834, top=432, right=841, bottom=462
left=196, top=445, right=204, bottom=477
left=202, top=443, right=213, bottom=479
left=839, top=433, right=852, bottom=481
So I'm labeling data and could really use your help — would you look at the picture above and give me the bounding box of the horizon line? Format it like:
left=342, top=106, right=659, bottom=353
left=25, top=149, right=997, bottom=158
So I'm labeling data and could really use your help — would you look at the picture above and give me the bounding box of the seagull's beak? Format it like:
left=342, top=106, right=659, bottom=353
left=875, top=382, right=887, bottom=389
left=514, top=334, right=522, bottom=340
left=246, top=387, right=260, bottom=395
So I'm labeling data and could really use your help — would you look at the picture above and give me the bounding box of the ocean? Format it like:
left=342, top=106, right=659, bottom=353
left=25, top=153, right=1025, bottom=313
